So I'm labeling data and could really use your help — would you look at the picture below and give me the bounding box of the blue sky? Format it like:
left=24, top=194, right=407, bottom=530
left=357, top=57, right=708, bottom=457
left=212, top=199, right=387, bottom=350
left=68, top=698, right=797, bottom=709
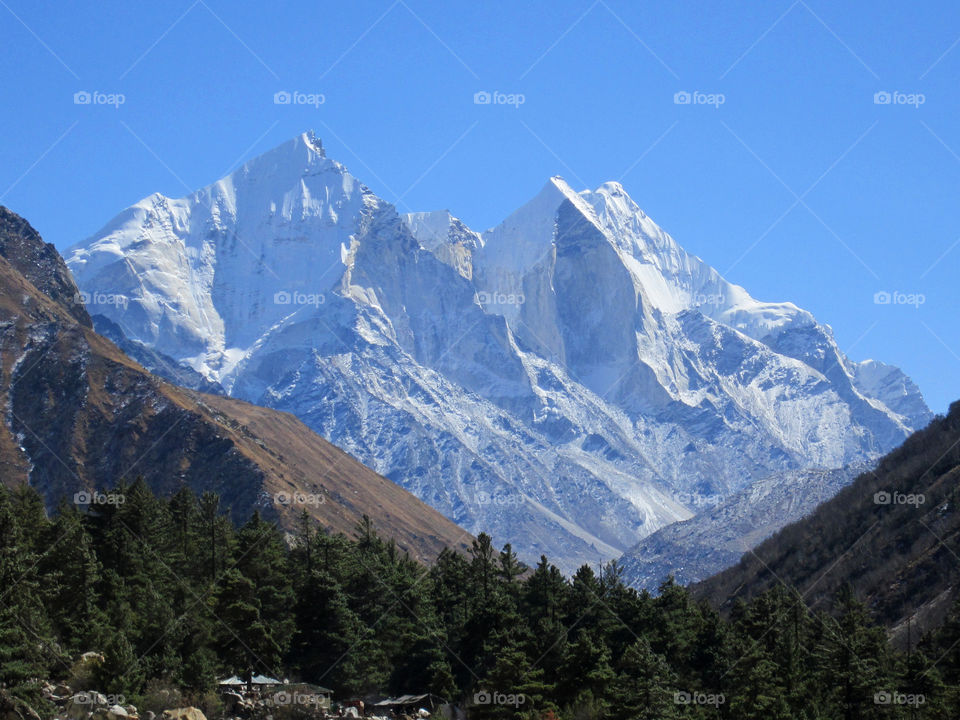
left=1, top=0, right=958, bottom=412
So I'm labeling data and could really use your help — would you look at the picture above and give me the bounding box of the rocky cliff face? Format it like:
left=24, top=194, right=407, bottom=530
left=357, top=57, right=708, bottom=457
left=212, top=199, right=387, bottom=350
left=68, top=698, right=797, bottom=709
left=0, top=206, right=469, bottom=562
left=64, top=132, right=931, bottom=572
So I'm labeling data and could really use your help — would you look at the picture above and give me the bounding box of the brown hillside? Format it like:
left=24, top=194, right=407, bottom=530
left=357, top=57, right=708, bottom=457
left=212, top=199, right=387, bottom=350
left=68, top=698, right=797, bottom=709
left=0, top=206, right=471, bottom=562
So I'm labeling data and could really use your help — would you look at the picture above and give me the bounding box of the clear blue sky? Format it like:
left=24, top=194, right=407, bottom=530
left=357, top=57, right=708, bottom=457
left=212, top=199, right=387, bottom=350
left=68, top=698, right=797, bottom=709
left=1, top=0, right=957, bottom=413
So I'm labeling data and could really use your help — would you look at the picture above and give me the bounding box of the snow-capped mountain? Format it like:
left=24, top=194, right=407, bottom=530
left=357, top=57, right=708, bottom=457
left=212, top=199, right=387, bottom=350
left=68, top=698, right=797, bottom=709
left=65, top=131, right=931, bottom=573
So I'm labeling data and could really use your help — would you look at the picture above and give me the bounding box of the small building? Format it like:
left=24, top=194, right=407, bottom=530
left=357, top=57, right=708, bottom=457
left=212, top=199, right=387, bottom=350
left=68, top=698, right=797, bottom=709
left=218, top=677, right=333, bottom=712
left=372, top=694, right=449, bottom=716
left=251, top=675, right=283, bottom=688
left=217, top=674, right=283, bottom=690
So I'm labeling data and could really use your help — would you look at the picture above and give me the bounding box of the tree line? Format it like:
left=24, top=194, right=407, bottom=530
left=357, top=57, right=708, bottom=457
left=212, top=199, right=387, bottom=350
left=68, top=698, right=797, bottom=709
left=2, top=478, right=960, bottom=719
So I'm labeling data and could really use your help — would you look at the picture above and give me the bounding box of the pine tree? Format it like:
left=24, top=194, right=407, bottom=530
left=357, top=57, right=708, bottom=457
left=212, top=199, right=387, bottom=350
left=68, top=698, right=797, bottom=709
left=10, top=483, right=49, bottom=550
left=498, top=544, right=525, bottom=604
left=557, top=629, right=615, bottom=715
left=564, top=566, right=603, bottom=635
left=925, top=594, right=960, bottom=685
left=234, top=512, right=296, bottom=663
left=197, top=492, right=234, bottom=584
left=651, top=577, right=703, bottom=679
left=380, top=565, right=451, bottom=696
left=470, top=534, right=500, bottom=608
left=461, top=535, right=517, bottom=680
left=431, top=547, right=472, bottom=625
left=523, top=556, right=568, bottom=627
left=95, top=631, right=144, bottom=697
left=726, top=643, right=792, bottom=720
left=476, top=631, right=553, bottom=720
left=0, top=475, right=943, bottom=720
left=109, top=478, right=181, bottom=680
left=728, top=586, right=808, bottom=716
left=812, top=585, right=890, bottom=720
left=424, top=658, right=458, bottom=702
left=609, top=637, right=677, bottom=720
left=41, top=501, right=107, bottom=652
left=213, top=568, right=282, bottom=676
left=0, top=489, right=56, bottom=699
left=902, top=648, right=947, bottom=719
left=289, top=570, right=384, bottom=696
left=168, top=486, right=201, bottom=581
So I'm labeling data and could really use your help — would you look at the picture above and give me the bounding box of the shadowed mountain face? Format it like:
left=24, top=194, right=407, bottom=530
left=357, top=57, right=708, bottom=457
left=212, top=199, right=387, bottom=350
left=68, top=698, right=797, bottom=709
left=0, top=207, right=470, bottom=562
left=693, top=401, right=960, bottom=645
left=65, top=132, right=931, bottom=572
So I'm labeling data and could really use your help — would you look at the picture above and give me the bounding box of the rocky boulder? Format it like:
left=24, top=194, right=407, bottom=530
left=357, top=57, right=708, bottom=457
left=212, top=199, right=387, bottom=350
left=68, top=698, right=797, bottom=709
left=161, top=708, right=206, bottom=720
left=68, top=653, right=105, bottom=690
left=65, top=692, right=108, bottom=720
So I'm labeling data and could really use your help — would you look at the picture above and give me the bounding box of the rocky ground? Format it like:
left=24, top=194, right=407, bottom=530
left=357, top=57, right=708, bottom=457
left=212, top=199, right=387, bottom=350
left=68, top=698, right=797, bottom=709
left=0, top=683, right=209, bottom=720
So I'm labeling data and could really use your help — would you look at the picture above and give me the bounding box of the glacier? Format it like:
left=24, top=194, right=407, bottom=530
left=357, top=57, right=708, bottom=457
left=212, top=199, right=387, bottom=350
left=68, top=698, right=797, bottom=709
left=65, top=131, right=931, bottom=574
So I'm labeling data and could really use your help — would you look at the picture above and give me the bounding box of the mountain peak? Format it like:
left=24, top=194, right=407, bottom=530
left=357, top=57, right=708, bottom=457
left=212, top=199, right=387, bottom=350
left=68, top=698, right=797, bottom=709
left=272, top=129, right=326, bottom=160
left=597, top=180, right=626, bottom=196
left=543, top=175, right=590, bottom=209
left=479, top=175, right=602, bottom=272
left=302, top=129, right=325, bottom=155
left=233, top=130, right=331, bottom=181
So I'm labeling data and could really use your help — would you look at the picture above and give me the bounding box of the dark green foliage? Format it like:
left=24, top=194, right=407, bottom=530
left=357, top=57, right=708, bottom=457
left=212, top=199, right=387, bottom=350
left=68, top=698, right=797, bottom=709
left=608, top=638, right=676, bottom=720
left=0, top=488, right=57, bottom=700
left=2, top=480, right=960, bottom=719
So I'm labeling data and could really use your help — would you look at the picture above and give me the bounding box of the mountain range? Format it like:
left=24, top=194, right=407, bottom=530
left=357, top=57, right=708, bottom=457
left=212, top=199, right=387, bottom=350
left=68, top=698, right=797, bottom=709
left=64, top=131, right=932, bottom=573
